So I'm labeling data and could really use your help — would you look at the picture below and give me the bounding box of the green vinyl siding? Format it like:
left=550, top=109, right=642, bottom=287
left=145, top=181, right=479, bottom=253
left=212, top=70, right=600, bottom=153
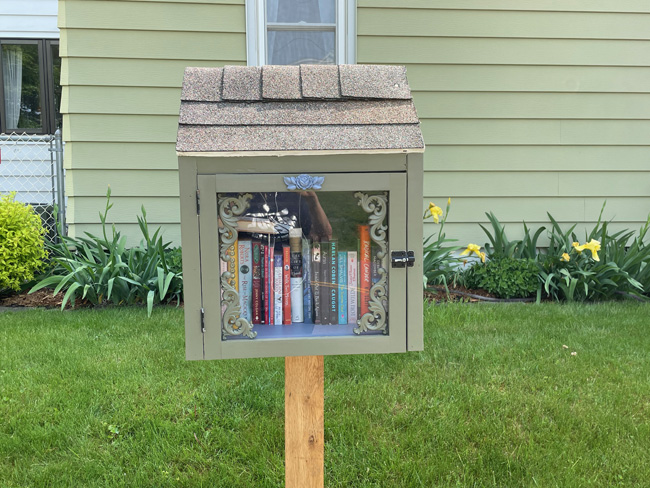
left=358, top=2, right=650, bottom=246
left=61, top=0, right=650, bottom=246
left=60, top=0, right=246, bottom=239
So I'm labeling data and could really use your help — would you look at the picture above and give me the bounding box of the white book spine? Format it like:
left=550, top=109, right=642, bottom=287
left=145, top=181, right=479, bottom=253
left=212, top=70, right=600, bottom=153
left=348, top=251, right=358, bottom=324
left=238, top=240, right=252, bottom=321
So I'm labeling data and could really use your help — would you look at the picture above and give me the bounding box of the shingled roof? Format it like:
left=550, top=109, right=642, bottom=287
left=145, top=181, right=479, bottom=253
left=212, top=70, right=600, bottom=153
left=176, top=64, right=424, bottom=154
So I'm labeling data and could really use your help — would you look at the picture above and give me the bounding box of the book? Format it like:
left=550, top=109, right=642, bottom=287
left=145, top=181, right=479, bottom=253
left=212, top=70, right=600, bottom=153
left=371, top=246, right=382, bottom=285
left=224, top=243, right=238, bottom=291
left=302, top=237, right=313, bottom=324
left=273, top=253, right=283, bottom=325
left=359, top=225, right=371, bottom=317
left=338, top=251, right=348, bottom=325
left=237, top=239, right=252, bottom=321
left=289, top=228, right=304, bottom=323
left=282, top=245, right=292, bottom=325
left=260, top=244, right=266, bottom=324
left=328, top=240, right=338, bottom=325
left=320, top=242, right=330, bottom=326
left=251, top=241, right=262, bottom=324
left=347, top=251, right=358, bottom=325
left=311, top=243, right=322, bottom=324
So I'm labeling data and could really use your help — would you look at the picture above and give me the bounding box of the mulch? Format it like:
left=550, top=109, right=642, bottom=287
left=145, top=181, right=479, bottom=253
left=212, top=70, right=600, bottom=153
left=0, top=288, right=77, bottom=310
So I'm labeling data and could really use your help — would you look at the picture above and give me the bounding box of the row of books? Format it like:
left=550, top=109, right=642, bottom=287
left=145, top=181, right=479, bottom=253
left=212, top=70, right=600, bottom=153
left=220, top=225, right=382, bottom=325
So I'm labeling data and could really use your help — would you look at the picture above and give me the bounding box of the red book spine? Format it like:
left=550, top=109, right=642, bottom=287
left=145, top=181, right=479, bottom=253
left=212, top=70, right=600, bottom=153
left=359, top=225, right=371, bottom=316
left=282, top=245, right=292, bottom=324
left=252, top=241, right=262, bottom=324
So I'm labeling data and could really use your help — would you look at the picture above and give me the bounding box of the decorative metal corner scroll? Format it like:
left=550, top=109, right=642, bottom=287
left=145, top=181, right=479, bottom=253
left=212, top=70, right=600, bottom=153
left=284, top=174, right=324, bottom=191
left=354, top=192, right=389, bottom=335
left=218, top=193, right=257, bottom=340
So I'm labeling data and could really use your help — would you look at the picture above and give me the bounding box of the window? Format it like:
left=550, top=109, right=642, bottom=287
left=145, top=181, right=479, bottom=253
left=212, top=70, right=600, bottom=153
left=246, top=0, right=355, bottom=66
left=0, top=39, right=61, bottom=134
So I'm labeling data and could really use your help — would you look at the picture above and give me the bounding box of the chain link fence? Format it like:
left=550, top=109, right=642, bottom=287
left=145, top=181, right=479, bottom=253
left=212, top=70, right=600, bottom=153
left=0, top=130, right=66, bottom=243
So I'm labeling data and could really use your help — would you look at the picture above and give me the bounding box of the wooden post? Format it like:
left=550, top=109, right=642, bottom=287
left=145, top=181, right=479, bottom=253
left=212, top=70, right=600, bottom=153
left=285, top=355, right=324, bottom=488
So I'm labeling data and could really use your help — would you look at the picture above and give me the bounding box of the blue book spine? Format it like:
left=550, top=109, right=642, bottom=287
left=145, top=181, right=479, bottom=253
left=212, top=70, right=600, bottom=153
left=338, top=251, right=348, bottom=325
left=302, top=238, right=313, bottom=324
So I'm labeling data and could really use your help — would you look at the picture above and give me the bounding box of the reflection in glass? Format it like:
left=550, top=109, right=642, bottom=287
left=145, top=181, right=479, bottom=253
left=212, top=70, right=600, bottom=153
left=1, top=44, right=42, bottom=130
left=267, top=0, right=335, bottom=24
left=267, top=31, right=335, bottom=65
left=51, top=44, right=62, bottom=130
left=218, top=191, right=389, bottom=340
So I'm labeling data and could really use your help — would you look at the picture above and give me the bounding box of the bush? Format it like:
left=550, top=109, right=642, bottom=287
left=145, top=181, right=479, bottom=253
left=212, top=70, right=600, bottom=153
left=463, top=257, right=539, bottom=299
left=0, top=193, right=47, bottom=292
left=31, top=188, right=183, bottom=315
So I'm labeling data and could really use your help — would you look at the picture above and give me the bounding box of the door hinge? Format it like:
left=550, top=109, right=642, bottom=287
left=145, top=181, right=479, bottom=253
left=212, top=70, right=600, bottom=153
left=200, top=308, right=205, bottom=333
left=196, top=189, right=201, bottom=215
left=391, top=250, right=415, bottom=268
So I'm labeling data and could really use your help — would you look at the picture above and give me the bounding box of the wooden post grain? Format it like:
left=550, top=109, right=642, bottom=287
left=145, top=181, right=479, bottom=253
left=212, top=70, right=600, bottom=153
left=285, top=355, right=324, bottom=488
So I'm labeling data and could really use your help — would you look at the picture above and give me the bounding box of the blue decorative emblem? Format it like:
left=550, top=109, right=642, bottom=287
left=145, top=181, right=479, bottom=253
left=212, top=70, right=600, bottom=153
left=284, top=174, right=324, bottom=191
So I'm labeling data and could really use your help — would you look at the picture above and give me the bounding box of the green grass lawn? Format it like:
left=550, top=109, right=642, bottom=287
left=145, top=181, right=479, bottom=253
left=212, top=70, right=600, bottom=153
left=1, top=303, right=649, bottom=487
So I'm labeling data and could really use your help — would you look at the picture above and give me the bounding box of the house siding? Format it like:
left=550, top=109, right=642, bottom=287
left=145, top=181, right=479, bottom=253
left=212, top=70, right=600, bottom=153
left=59, top=0, right=245, bottom=240
left=0, top=0, right=59, bottom=38
left=60, top=0, right=650, bottom=245
left=358, top=0, right=650, bottom=245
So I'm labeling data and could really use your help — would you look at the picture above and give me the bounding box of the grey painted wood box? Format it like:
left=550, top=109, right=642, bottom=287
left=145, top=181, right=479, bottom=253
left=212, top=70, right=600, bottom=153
left=177, top=65, right=425, bottom=360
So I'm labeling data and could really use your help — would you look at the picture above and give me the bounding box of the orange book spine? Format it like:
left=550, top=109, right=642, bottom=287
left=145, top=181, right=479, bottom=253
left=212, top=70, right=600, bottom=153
left=359, top=225, right=371, bottom=316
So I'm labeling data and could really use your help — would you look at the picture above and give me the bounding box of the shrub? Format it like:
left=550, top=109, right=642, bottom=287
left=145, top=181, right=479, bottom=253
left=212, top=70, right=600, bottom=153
left=0, top=193, right=47, bottom=292
left=463, top=257, right=539, bottom=299
left=31, top=188, right=183, bottom=315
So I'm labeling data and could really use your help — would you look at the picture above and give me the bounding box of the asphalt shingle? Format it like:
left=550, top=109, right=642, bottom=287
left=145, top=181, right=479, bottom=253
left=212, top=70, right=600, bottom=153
left=222, top=66, right=262, bottom=101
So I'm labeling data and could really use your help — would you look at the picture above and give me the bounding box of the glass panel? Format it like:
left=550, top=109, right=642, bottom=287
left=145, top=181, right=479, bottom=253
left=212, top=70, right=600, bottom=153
left=267, top=30, right=335, bottom=65
left=50, top=44, right=62, bottom=131
left=267, top=0, right=335, bottom=24
left=1, top=44, right=42, bottom=130
left=218, top=190, right=389, bottom=340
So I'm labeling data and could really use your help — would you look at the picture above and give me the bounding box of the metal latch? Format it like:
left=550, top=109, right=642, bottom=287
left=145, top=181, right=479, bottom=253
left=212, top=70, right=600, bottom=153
left=391, top=250, right=415, bottom=268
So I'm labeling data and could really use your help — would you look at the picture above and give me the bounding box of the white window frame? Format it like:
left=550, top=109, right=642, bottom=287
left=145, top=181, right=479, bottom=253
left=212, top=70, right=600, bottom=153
left=246, top=0, right=356, bottom=66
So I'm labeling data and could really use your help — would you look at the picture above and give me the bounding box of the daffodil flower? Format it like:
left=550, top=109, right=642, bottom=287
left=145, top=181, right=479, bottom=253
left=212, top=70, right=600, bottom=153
left=572, top=242, right=584, bottom=254
left=582, top=239, right=601, bottom=261
left=428, top=202, right=443, bottom=224
left=461, top=243, right=485, bottom=261
left=561, top=252, right=570, bottom=262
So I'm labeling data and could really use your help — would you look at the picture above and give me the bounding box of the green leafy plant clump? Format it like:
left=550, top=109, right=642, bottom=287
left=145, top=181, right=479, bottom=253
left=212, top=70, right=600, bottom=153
left=31, top=187, right=183, bottom=315
left=0, top=193, right=47, bottom=292
left=463, top=257, right=539, bottom=299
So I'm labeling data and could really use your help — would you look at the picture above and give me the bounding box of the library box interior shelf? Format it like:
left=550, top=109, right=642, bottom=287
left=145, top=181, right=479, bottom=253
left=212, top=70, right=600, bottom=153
left=177, top=64, right=424, bottom=360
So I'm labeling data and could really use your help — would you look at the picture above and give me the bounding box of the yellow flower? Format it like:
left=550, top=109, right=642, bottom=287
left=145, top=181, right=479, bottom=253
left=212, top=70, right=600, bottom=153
left=572, top=242, right=584, bottom=254
left=461, top=243, right=484, bottom=261
left=447, top=197, right=451, bottom=206
left=582, top=239, right=601, bottom=261
left=561, top=252, right=570, bottom=262
left=428, top=202, right=443, bottom=224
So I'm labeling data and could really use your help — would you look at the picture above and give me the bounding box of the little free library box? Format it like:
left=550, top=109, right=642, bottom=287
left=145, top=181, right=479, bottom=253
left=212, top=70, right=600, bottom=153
left=177, top=64, right=425, bottom=360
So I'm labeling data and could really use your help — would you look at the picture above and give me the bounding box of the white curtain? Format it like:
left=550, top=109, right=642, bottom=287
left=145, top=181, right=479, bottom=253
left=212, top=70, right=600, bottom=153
left=267, top=0, right=335, bottom=65
left=2, top=46, right=23, bottom=129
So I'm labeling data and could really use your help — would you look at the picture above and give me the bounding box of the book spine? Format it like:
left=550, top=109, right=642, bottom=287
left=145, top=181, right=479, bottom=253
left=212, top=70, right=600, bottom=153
left=282, top=245, right=292, bottom=324
left=260, top=244, right=266, bottom=324
left=252, top=241, right=262, bottom=324
left=302, top=238, right=313, bottom=324
left=312, top=243, right=321, bottom=324
left=225, top=243, right=238, bottom=291
left=320, top=242, right=330, bottom=326
left=329, top=240, right=338, bottom=325
left=338, top=251, right=347, bottom=325
left=359, top=225, right=371, bottom=316
left=273, top=254, right=283, bottom=325
left=237, top=240, right=252, bottom=321
left=289, top=229, right=304, bottom=323
left=371, top=246, right=381, bottom=285
left=347, top=251, right=358, bottom=325
left=268, top=244, right=274, bottom=325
